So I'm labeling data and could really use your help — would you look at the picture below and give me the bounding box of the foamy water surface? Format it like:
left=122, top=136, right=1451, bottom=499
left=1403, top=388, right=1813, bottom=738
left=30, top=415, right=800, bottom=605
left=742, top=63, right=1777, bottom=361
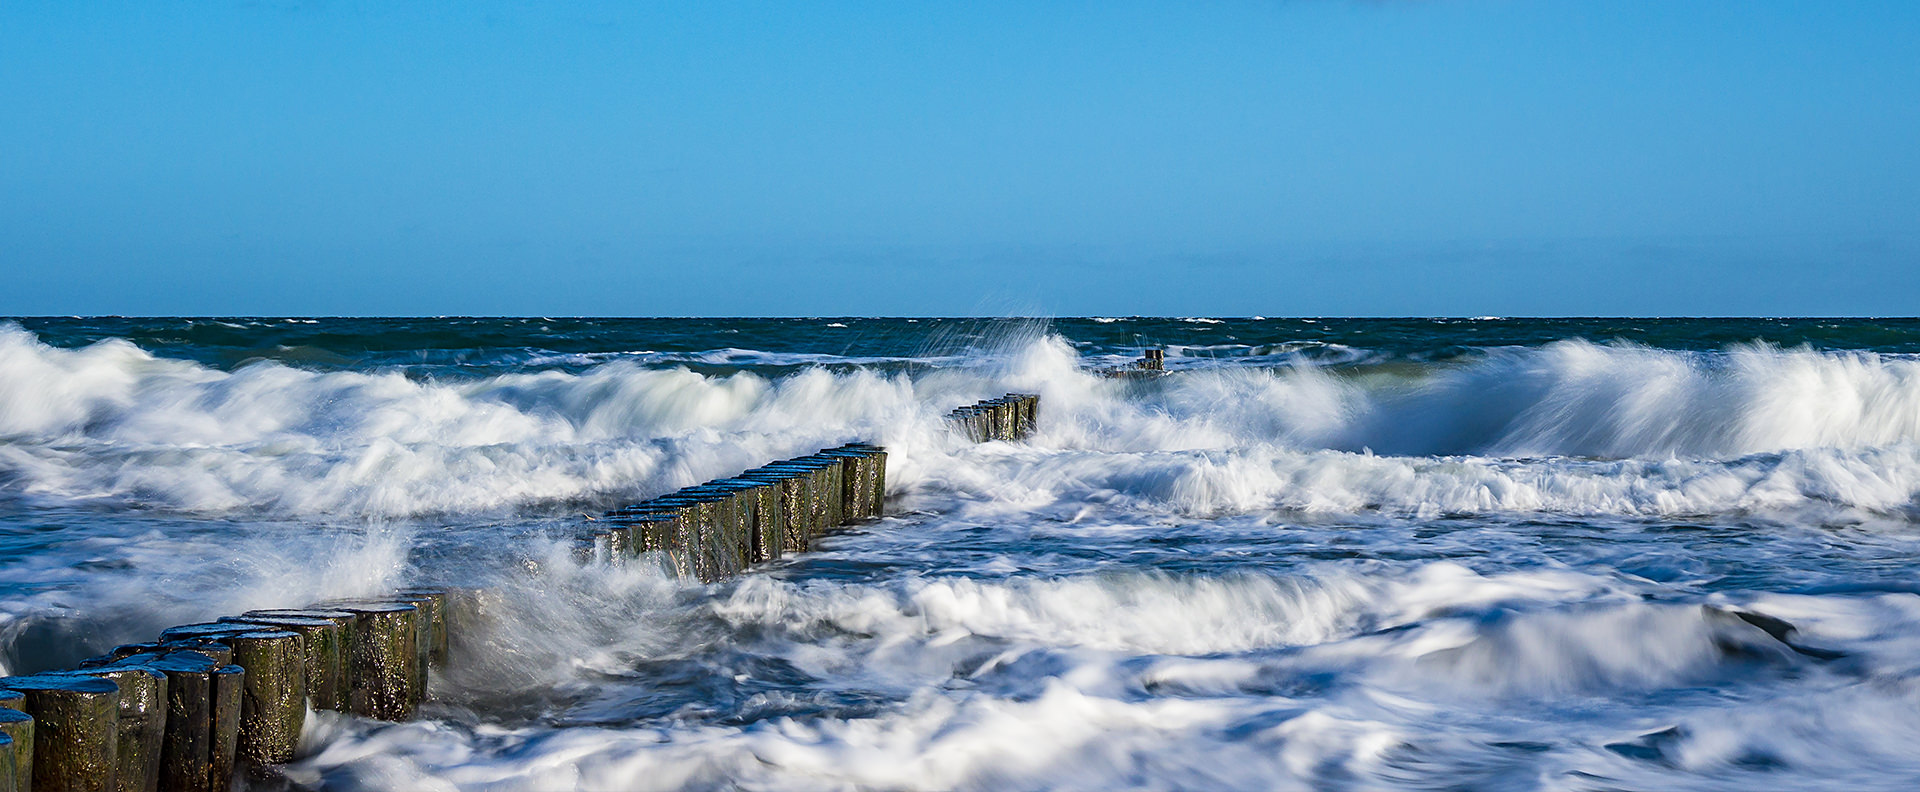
left=4, top=317, right=1920, bottom=790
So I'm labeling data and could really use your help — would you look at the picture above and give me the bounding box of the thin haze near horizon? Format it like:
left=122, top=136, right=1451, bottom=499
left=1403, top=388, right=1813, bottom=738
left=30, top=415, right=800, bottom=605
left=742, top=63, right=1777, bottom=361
left=3, top=1, right=1917, bottom=317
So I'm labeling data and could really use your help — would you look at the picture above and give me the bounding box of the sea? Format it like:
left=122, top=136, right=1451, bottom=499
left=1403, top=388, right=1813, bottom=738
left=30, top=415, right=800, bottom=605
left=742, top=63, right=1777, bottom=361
left=4, top=316, right=1920, bottom=791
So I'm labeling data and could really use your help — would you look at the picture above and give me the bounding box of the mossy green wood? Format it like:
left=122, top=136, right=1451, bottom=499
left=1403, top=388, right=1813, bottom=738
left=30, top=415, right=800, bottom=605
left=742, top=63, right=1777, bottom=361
left=660, top=509, right=701, bottom=579
left=747, top=483, right=783, bottom=564
left=218, top=632, right=304, bottom=766
left=685, top=499, right=722, bottom=583
left=75, top=667, right=164, bottom=792
left=706, top=492, right=747, bottom=579
left=383, top=594, right=439, bottom=698
left=394, top=589, right=451, bottom=669
left=326, top=604, right=419, bottom=721
left=208, top=666, right=242, bottom=791
left=221, top=616, right=349, bottom=712
left=0, top=734, right=14, bottom=792
left=0, top=709, right=31, bottom=792
left=114, top=652, right=216, bottom=792
left=152, top=623, right=308, bottom=767
left=0, top=674, right=120, bottom=792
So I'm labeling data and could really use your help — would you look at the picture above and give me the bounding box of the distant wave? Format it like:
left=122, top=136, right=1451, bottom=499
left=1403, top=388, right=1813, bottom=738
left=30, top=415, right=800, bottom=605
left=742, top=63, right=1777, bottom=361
left=5, top=326, right=1920, bottom=519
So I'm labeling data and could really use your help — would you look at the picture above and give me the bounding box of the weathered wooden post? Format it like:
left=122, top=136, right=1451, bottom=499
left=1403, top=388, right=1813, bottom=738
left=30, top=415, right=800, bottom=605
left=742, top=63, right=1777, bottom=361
left=0, top=733, right=15, bottom=792
left=0, top=706, right=31, bottom=792
left=222, top=613, right=350, bottom=712
left=0, top=674, right=120, bottom=792
left=154, top=626, right=307, bottom=767
left=738, top=468, right=809, bottom=555
left=763, top=459, right=828, bottom=542
left=73, top=666, right=164, bottom=792
left=618, top=507, right=697, bottom=578
left=674, top=488, right=745, bottom=581
left=817, top=450, right=873, bottom=521
left=805, top=453, right=850, bottom=527
left=321, top=603, right=419, bottom=721
left=712, top=479, right=782, bottom=565
left=700, top=482, right=757, bottom=571
left=394, top=589, right=451, bottom=669
left=801, top=454, right=844, bottom=530
left=221, top=633, right=301, bottom=768
left=86, top=650, right=242, bottom=792
left=586, top=524, right=633, bottom=565
left=845, top=443, right=888, bottom=513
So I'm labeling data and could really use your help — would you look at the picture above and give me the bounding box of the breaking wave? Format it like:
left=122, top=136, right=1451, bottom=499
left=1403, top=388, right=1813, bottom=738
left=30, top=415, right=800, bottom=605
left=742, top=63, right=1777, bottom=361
left=4, top=325, right=1920, bottom=518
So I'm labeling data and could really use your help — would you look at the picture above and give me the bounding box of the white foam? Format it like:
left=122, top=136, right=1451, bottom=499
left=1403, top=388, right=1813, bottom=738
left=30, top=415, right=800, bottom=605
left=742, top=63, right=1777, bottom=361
left=7, top=327, right=1920, bottom=522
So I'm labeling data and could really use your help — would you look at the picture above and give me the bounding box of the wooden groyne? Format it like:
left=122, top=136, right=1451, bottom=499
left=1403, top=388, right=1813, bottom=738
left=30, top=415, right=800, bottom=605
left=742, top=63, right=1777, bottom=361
left=1098, top=348, right=1166, bottom=379
left=593, top=442, right=890, bottom=583
left=0, top=585, right=458, bottom=792
left=0, top=415, right=1067, bottom=788
left=945, top=394, right=1039, bottom=443
left=0, top=442, right=904, bottom=790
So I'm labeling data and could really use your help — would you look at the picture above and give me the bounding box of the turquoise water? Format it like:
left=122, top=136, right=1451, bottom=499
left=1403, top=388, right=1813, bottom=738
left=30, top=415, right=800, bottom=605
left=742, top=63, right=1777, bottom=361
left=5, top=317, right=1920, bottom=790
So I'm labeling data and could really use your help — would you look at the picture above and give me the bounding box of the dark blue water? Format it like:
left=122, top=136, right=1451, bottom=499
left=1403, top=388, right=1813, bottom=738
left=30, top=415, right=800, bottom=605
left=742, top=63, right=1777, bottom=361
left=4, top=317, right=1920, bottom=790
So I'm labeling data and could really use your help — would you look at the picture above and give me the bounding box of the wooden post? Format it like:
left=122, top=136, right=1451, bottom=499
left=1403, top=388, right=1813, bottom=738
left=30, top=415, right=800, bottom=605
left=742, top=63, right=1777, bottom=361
left=222, top=614, right=350, bottom=713
left=674, top=489, right=739, bottom=582
left=0, top=674, right=120, bottom=792
left=0, top=707, right=31, bottom=792
left=846, top=443, right=888, bottom=514
left=208, top=664, right=242, bottom=792
left=223, top=633, right=304, bottom=767
left=93, top=650, right=240, bottom=792
left=712, top=480, right=781, bottom=565
left=759, top=462, right=819, bottom=545
left=817, top=451, right=869, bottom=521
left=740, top=469, right=809, bottom=556
left=587, top=525, right=632, bottom=565
left=155, top=625, right=308, bottom=766
left=613, top=513, right=688, bottom=577
left=786, top=458, right=837, bottom=536
left=711, top=486, right=753, bottom=574
left=0, top=732, right=15, bottom=792
left=439, top=588, right=497, bottom=664
left=73, top=666, right=165, bottom=792
left=625, top=507, right=698, bottom=579
left=320, top=603, right=419, bottom=721
left=802, top=454, right=848, bottom=527
left=394, top=589, right=451, bottom=669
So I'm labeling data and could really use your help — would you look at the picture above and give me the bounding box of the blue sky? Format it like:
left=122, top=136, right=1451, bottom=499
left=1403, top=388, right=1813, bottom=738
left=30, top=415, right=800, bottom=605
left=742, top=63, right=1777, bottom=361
left=3, top=1, right=1917, bottom=316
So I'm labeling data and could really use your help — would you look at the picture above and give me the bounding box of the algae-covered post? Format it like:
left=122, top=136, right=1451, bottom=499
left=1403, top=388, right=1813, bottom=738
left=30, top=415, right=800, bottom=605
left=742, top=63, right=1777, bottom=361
left=325, top=603, right=420, bottom=721
left=73, top=666, right=164, bottom=792
left=0, top=706, right=30, bottom=792
left=0, top=734, right=14, bottom=792
left=948, top=395, right=1040, bottom=442
left=154, top=625, right=308, bottom=767
left=221, top=632, right=304, bottom=767
left=394, top=589, right=452, bottom=669
left=223, top=613, right=351, bottom=713
left=0, top=674, right=120, bottom=792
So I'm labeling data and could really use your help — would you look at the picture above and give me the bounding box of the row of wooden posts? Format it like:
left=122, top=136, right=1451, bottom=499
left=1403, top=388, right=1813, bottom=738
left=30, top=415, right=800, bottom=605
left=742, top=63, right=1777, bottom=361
left=596, top=442, right=890, bottom=583
left=944, top=394, right=1039, bottom=443
left=1098, top=349, right=1166, bottom=378
left=0, top=417, right=1037, bottom=790
left=0, top=587, right=458, bottom=792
